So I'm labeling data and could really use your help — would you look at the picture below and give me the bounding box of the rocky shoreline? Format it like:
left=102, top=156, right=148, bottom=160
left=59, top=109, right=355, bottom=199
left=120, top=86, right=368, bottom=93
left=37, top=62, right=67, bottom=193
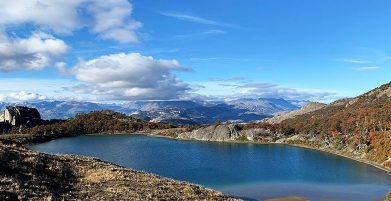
left=0, top=143, right=238, bottom=201
left=147, top=126, right=391, bottom=174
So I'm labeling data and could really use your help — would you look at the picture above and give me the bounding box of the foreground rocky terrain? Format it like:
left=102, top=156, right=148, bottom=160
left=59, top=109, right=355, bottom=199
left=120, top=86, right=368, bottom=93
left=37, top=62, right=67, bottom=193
left=0, top=144, right=237, bottom=201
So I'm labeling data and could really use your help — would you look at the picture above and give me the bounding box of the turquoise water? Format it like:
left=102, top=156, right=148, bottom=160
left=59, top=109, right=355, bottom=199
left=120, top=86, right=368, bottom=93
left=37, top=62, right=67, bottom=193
left=30, top=135, right=391, bottom=201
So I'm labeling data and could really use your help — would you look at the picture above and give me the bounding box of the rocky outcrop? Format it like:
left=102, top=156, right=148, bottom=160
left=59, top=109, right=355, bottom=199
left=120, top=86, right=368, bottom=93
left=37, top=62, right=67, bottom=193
left=177, top=124, right=273, bottom=142
left=179, top=124, right=241, bottom=141
left=0, top=144, right=238, bottom=201
left=0, top=106, right=41, bottom=127
left=265, top=102, right=326, bottom=124
left=363, top=81, right=391, bottom=99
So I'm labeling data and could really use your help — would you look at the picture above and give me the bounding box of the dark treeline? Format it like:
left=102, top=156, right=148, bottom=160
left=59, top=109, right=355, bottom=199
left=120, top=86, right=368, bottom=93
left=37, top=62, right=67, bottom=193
left=6, top=110, right=176, bottom=137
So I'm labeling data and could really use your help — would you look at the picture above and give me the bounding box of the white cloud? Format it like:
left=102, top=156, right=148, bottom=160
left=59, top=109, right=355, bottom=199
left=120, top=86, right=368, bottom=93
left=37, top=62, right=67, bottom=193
left=337, top=58, right=370, bottom=64
left=236, top=82, right=336, bottom=101
left=0, top=78, right=102, bottom=102
left=0, top=0, right=82, bottom=34
left=353, top=66, right=380, bottom=71
left=159, top=12, right=223, bottom=25
left=0, top=0, right=142, bottom=43
left=208, top=76, right=246, bottom=82
left=0, top=0, right=142, bottom=71
left=67, top=53, right=192, bottom=100
left=0, top=91, right=47, bottom=102
left=0, top=32, right=69, bottom=72
left=174, top=29, right=225, bottom=39
left=87, top=0, right=142, bottom=43
left=158, top=11, right=245, bottom=29
left=194, top=81, right=338, bottom=102
left=0, top=78, right=73, bottom=91
left=189, top=57, right=259, bottom=62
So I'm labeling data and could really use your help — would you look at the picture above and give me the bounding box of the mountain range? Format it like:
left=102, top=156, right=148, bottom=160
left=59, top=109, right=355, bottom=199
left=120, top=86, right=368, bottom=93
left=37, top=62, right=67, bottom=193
left=0, top=98, right=301, bottom=125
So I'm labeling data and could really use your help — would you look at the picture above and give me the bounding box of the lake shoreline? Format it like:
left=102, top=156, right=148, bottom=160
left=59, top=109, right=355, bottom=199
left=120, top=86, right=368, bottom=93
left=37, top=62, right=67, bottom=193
left=8, top=130, right=389, bottom=174
left=3, top=131, right=390, bottom=200
left=32, top=132, right=391, bottom=201
left=87, top=131, right=391, bottom=175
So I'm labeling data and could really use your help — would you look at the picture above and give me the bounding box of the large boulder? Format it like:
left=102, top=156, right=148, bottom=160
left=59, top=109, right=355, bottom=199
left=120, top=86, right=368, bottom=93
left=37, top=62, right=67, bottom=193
left=0, top=106, right=41, bottom=127
left=179, top=124, right=241, bottom=141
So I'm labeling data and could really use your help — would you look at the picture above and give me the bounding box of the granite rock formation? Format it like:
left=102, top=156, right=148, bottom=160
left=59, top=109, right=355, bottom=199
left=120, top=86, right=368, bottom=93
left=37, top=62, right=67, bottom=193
left=179, top=124, right=241, bottom=141
left=0, top=106, right=41, bottom=127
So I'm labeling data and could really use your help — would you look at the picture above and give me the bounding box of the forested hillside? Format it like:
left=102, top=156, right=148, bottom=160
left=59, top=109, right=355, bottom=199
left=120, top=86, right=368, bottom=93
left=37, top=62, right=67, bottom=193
left=258, top=82, right=391, bottom=166
left=6, top=111, right=176, bottom=138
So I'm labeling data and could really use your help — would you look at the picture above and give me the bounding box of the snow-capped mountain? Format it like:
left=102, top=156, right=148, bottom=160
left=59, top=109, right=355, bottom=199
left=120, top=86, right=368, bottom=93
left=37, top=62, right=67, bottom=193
left=0, top=98, right=300, bottom=125
left=226, top=98, right=299, bottom=115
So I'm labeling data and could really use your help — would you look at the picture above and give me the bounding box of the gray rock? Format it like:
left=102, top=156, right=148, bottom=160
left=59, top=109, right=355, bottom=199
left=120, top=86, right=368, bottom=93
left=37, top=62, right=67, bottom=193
left=179, top=124, right=241, bottom=141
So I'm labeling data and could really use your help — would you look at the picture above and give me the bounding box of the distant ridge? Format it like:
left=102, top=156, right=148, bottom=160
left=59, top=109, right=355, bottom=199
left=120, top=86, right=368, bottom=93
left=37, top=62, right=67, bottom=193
left=265, top=102, right=326, bottom=124
left=0, top=98, right=299, bottom=125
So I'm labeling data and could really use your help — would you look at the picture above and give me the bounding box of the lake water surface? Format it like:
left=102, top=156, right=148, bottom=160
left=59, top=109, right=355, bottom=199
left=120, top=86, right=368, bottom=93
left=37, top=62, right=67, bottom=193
left=30, top=134, right=391, bottom=201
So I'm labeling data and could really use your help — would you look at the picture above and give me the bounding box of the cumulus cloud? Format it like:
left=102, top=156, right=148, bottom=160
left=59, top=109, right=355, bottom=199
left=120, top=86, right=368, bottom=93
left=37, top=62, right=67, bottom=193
left=0, top=0, right=142, bottom=71
left=67, top=53, right=191, bottom=100
left=0, top=0, right=141, bottom=43
left=87, top=0, right=142, bottom=43
left=0, top=0, right=81, bottom=34
left=0, top=91, right=47, bottom=102
left=0, top=32, right=69, bottom=72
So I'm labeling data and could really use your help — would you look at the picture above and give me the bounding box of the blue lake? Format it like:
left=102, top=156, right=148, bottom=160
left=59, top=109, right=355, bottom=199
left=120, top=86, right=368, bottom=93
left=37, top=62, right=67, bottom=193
left=30, top=134, right=391, bottom=201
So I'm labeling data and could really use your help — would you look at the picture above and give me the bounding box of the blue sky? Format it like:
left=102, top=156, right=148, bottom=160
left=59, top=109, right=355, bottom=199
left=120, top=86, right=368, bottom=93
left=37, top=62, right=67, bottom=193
left=0, top=0, right=390, bottom=102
